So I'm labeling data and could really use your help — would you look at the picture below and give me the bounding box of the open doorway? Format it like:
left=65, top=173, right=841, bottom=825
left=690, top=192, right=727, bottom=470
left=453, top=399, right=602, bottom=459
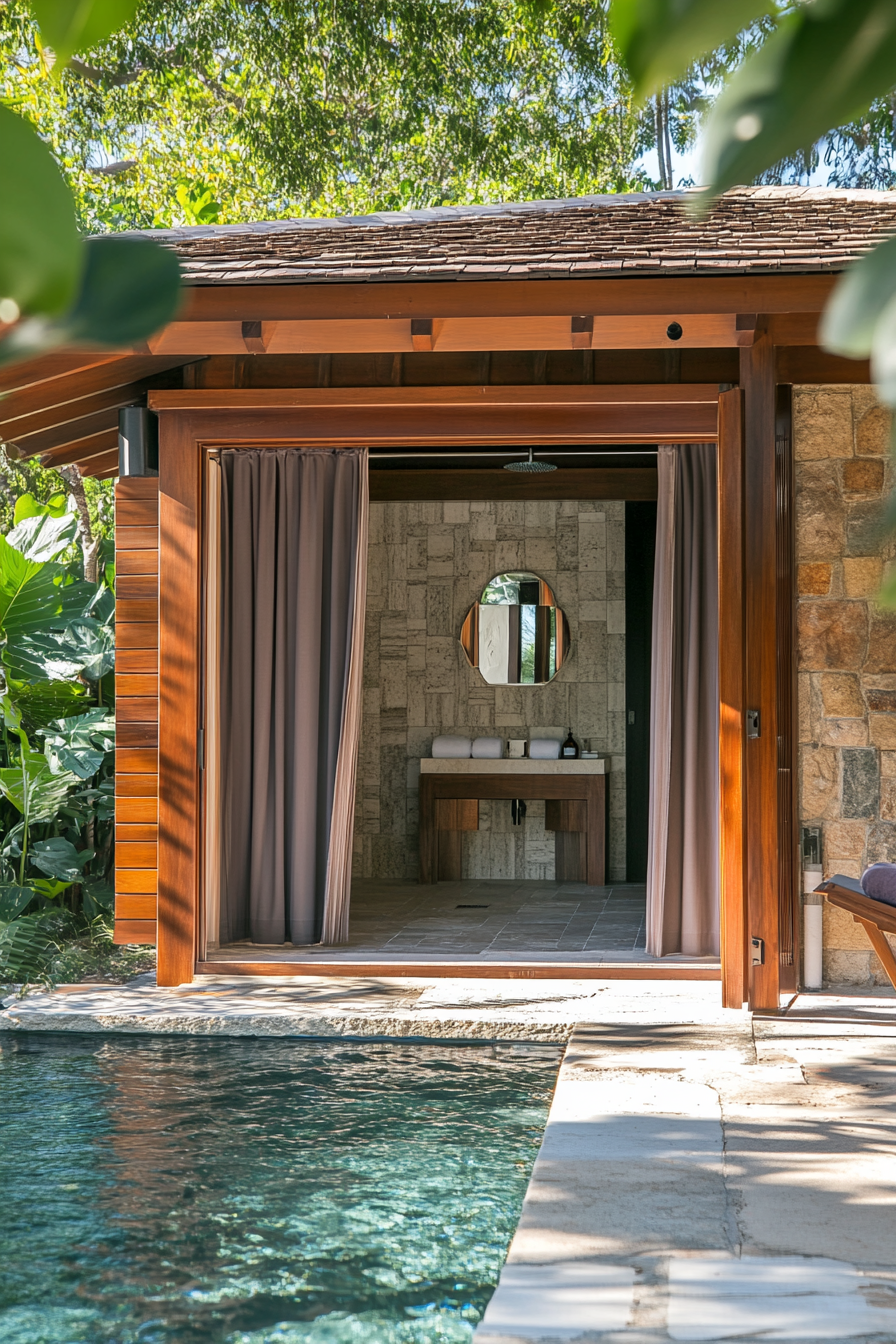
left=200, top=442, right=720, bottom=975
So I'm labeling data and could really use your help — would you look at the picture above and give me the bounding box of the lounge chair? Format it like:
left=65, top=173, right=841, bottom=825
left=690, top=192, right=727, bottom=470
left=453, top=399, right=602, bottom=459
left=816, top=874, right=896, bottom=991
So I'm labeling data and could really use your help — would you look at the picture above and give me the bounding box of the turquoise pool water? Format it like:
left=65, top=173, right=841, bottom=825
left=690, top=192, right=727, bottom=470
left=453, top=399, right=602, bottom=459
left=0, top=1035, right=556, bottom=1344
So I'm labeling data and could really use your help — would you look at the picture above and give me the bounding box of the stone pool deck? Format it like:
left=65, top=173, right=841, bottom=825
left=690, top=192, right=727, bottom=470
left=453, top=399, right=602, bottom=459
left=4, top=977, right=896, bottom=1341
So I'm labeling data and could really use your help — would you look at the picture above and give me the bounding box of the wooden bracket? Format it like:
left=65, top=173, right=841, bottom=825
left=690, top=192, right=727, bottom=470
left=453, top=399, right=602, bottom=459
left=571, top=315, right=594, bottom=349
left=411, top=318, right=434, bottom=351
left=241, top=320, right=267, bottom=353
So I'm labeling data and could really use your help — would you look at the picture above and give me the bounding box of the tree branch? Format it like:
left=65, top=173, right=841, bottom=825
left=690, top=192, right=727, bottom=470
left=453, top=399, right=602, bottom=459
left=56, top=465, right=100, bottom=585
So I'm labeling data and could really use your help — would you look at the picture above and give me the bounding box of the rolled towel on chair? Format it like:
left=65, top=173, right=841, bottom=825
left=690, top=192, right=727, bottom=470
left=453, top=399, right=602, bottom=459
left=472, top=736, right=503, bottom=759
left=431, top=735, right=472, bottom=759
left=861, top=863, right=896, bottom=907
left=528, top=738, right=561, bottom=760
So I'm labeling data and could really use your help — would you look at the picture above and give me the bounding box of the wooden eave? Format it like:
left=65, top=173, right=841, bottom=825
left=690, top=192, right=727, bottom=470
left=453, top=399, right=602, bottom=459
left=0, top=269, right=869, bottom=477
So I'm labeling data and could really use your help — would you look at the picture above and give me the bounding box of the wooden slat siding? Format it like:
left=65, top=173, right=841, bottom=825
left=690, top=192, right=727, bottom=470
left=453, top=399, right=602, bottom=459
left=718, top=389, right=748, bottom=1009
left=117, top=648, right=158, bottom=673
left=117, top=549, right=159, bottom=576
left=741, top=335, right=781, bottom=1010
left=157, top=412, right=201, bottom=986
left=113, top=919, right=156, bottom=945
left=114, top=478, right=160, bottom=947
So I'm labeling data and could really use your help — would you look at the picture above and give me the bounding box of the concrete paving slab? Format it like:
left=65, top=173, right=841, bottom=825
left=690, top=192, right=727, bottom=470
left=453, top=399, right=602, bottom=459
left=477, top=1007, right=896, bottom=1343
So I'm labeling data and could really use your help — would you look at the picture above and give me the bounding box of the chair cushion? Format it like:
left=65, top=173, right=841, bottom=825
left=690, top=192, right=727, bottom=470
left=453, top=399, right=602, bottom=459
left=861, top=863, right=896, bottom=907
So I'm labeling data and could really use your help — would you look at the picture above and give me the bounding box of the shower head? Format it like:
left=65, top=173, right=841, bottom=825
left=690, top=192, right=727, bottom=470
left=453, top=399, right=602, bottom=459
left=503, top=448, right=557, bottom=473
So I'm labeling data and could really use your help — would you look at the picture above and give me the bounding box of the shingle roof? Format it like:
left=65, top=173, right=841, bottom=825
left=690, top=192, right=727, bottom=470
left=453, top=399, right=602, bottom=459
left=132, top=186, right=896, bottom=287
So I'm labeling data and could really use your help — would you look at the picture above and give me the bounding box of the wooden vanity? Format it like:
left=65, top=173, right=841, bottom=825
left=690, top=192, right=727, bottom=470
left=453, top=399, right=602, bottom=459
left=418, top=758, right=609, bottom=885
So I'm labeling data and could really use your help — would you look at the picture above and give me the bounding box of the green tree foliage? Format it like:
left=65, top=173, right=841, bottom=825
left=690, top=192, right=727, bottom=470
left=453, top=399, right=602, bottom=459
left=0, top=0, right=667, bottom=230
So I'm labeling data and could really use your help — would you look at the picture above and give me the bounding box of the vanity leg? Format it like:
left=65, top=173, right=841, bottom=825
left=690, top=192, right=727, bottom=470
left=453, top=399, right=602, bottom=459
left=585, top=777, right=607, bottom=886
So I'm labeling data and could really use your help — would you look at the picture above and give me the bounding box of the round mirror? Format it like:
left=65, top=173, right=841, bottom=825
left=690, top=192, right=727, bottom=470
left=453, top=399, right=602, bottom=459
left=459, top=571, right=570, bottom=685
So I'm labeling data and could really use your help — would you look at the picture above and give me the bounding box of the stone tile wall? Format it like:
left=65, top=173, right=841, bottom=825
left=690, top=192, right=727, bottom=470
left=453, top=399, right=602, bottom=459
left=354, top=499, right=627, bottom=881
left=796, top=384, right=896, bottom=984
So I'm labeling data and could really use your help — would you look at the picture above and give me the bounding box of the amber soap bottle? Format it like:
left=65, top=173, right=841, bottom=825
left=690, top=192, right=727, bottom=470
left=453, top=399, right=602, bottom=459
left=561, top=728, right=579, bottom=759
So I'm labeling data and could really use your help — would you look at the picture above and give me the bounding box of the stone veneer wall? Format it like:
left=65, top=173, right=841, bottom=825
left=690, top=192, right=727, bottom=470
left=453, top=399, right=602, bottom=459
left=354, top=499, right=627, bottom=882
left=796, top=384, right=896, bottom=985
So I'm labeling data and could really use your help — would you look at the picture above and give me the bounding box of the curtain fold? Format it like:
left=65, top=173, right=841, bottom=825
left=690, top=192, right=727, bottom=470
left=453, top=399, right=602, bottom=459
left=218, top=447, right=368, bottom=946
left=646, top=443, right=720, bottom=957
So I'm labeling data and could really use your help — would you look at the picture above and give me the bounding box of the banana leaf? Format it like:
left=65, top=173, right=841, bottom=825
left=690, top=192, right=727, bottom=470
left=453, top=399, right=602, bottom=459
left=7, top=512, right=78, bottom=563
left=0, top=746, right=79, bottom=822
left=0, top=915, right=53, bottom=985
left=29, top=836, right=94, bottom=881
left=0, top=885, right=34, bottom=920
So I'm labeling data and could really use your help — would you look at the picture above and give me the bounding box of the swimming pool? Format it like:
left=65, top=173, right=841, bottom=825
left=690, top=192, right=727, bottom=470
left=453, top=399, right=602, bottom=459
left=0, top=1035, right=557, bottom=1343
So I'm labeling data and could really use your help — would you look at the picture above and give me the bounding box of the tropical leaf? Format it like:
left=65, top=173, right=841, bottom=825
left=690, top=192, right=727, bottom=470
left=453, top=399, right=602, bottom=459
left=0, top=747, right=79, bottom=822
left=9, top=617, right=114, bottom=685
left=0, top=886, right=35, bottom=921
left=0, top=105, right=81, bottom=317
left=30, top=878, right=72, bottom=901
left=0, top=915, right=53, bottom=984
left=82, top=878, right=114, bottom=918
left=32, top=0, right=143, bottom=70
left=7, top=511, right=78, bottom=563
left=13, top=492, right=68, bottom=524
left=610, top=0, right=774, bottom=99
left=0, top=536, right=63, bottom=642
left=10, top=680, right=90, bottom=732
left=39, top=708, right=115, bottom=780
left=698, top=0, right=896, bottom=203
left=820, top=235, right=896, bottom=360
left=29, top=837, right=94, bottom=881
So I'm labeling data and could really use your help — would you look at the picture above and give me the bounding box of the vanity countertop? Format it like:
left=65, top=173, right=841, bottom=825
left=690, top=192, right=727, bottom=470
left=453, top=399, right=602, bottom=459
left=420, top=757, right=609, bottom=774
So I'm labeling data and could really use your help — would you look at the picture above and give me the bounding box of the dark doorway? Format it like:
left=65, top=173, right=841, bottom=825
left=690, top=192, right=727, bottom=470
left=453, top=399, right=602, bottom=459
left=625, top=499, right=657, bottom=882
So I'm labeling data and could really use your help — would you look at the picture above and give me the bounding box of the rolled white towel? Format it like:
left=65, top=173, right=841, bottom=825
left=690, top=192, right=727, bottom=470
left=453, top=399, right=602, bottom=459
left=431, top=735, right=472, bottom=758
left=528, top=738, right=561, bottom=760
left=472, top=736, right=503, bottom=759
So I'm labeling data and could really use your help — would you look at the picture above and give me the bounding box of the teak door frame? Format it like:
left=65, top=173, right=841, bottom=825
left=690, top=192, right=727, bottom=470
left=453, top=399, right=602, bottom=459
left=153, top=384, right=782, bottom=1002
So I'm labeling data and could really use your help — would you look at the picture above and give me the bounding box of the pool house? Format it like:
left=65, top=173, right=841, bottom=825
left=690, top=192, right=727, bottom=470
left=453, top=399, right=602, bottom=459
left=2, top=185, right=893, bottom=1010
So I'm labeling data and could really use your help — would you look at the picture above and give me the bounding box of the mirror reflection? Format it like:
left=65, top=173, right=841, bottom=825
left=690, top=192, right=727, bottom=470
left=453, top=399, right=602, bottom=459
left=460, top=571, right=570, bottom=685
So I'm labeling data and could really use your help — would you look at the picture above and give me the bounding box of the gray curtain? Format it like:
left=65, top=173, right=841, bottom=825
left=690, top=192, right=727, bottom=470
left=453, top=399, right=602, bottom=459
left=218, top=448, right=366, bottom=945
left=646, top=444, right=720, bottom=957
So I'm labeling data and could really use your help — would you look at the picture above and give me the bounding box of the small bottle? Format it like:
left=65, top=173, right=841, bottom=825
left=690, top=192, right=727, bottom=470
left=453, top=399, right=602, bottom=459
left=561, top=728, right=579, bottom=759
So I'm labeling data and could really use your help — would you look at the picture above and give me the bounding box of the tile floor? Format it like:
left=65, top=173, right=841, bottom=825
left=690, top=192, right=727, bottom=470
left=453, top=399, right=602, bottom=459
left=211, top=880, right=713, bottom=965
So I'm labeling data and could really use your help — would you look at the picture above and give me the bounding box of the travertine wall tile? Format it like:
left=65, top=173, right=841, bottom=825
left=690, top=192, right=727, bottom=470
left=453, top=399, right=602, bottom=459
left=355, top=499, right=628, bottom=881
left=796, top=384, right=896, bottom=985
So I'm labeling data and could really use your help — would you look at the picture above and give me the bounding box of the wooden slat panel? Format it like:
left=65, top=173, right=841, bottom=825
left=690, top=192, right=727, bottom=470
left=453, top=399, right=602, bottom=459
left=79, top=448, right=121, bottom=479
left=117, top=622, right=159, bottom=649
left=117, top=842, right=158, bottom=868
left=116, top=598, right=158, bottom=623
left=116, top=824, right=159, bottom=843
left=116, top=773, right=159, bottom=797
left=115, top=527, right=158, bottom=550
left=116, top=797, right=159, bottom=823
left=114, top=895, right=158, bottom=920
left=116, top=748, right=158, bottom=773
left=0, top=380, right=147, bottom=441
left=16, top=409, right=119, bottom=458
left=117, top=498, right=159, bottom=527
left=116, top=575, right=158, bottom=599
left=118, top=476, right=161, bottom=499
left=117, top=549, right=159, bottom=576
left=113, top=918, right=156, bottom=944
left=116, top=697, right=159, bottom=722
left=116, top=674, right=159, bottom=697
left=115, top=869, right=158, bottom=894
left=117, top=722, right=158, bottom=749
left=0, top=354, right=191, bottom=417
left=116, top=648, right=158, bottom=673
left=718, top=388, right=747, bottom=1009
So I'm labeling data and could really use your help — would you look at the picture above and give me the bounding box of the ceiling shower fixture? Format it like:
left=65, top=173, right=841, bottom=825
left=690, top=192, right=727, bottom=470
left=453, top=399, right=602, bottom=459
left=503, top=448, right=557, bottom=473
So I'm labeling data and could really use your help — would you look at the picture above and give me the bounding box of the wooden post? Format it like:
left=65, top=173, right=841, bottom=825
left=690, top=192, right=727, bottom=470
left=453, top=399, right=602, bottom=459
left=740, top=336, right=781, bottom=1009
left=157, top=413, right=201, bottom=986
left=717, top=388, right=748, bottom=1007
